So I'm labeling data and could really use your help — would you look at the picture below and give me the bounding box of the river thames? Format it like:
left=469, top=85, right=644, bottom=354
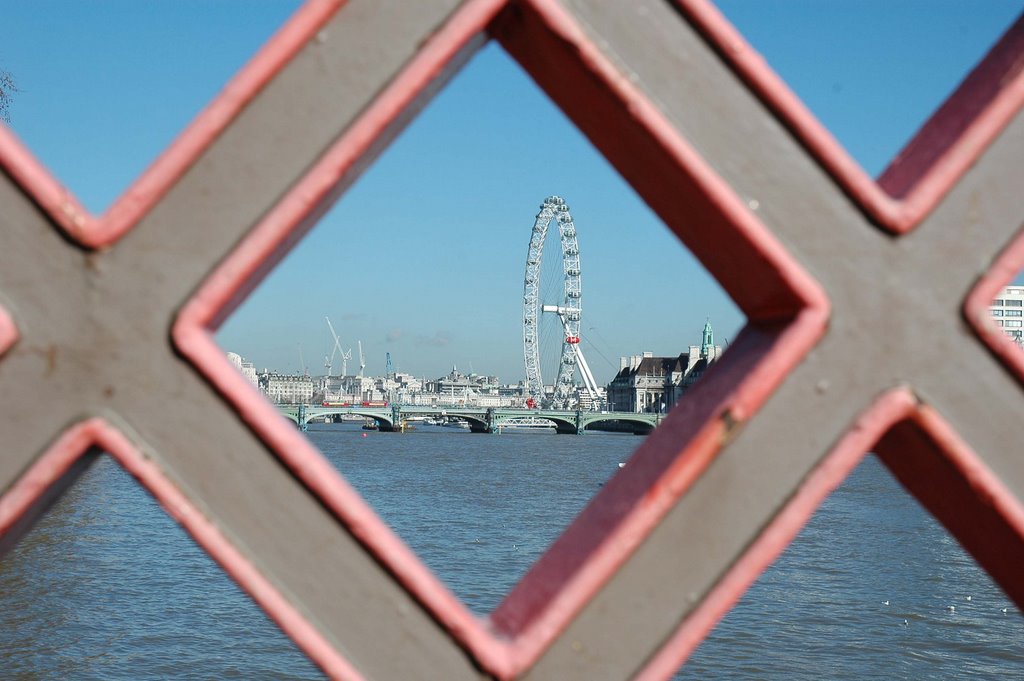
left=0, top=423, right=1019, bottom=679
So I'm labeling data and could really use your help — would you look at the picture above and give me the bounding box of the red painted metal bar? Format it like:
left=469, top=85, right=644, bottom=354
left=877, top=14, right=1024, bottom=203
left=0, top=0, right=344, bottom=249
left=491, top=320, right=824, bottom=669
left=496, top=0, right=826, bottom=324
left=964, top=224, right=1024, bottom=384
left=175, top=0, right=515, bottom=676
left=634, top=389, right=921, bottom=680
left=877, top=405, right=1024, bottom=608
left=494, top=0, right=833, bottom=672
left=676, top=0, right=1024, bottom=234
left=0, top=419, right=365, bottom=680
left=0, top=305, right=17, bottom=358
left=176, top=0, right=835, bottom=674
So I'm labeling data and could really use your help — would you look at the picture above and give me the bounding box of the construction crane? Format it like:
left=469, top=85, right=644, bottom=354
left=297, top=343, right=307, bottom=376
left=357, top=340, right=366, bottom=377
left=325, top=316, right=352, bottom=377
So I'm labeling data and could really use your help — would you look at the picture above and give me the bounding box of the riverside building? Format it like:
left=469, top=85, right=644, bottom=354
left=606, top=321, right=723, bottom=413
left=260, top=372, right=315, bottom=404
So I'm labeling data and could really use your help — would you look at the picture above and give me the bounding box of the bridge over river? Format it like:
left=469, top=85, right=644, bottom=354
left=278, top=404, right=662, bottom=435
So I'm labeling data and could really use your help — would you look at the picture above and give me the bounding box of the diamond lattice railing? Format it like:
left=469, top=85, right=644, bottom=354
left=0, top=1, right=301, bottom=217
left=0, top=1, right=1021, bottom=680
left=679, top=452, right=1019, bottom=679
left=214, top=37, right=748, bottom=616
left=173, top=1, right=825, bottom=676
left=0, top=451, right=323, bottom=679
left=677, top=1, right=1024, bottom=234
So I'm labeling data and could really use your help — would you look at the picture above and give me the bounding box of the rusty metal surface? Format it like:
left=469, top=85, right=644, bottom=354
left=0, top=0, right=1020, bottom=679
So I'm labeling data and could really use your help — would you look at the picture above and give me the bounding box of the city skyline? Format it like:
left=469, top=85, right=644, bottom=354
left=2, top=2, right=1020, bottom=382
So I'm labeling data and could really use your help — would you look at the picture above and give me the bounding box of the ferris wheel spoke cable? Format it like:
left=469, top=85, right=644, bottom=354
left=580, top=334, right=616, bottom=371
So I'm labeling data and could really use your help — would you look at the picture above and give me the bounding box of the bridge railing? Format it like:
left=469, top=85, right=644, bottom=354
left=0, top=2, right=1021, bottom=680
left=289, top=404, right=661, bottom=435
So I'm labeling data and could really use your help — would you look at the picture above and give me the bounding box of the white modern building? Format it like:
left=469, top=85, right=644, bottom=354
left=225, top=351, right=259, bottom=387
left=990, top=286, right=1024, bottom=344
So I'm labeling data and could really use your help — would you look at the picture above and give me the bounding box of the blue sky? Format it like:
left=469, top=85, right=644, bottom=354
left=2, top=1, right=1021, bottom=383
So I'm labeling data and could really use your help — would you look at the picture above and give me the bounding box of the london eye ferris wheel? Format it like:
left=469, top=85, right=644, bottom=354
left=522, top=196, right=600, bottom=409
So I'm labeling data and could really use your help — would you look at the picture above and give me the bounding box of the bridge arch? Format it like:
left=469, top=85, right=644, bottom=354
left=579, top=413, right=659, bottom=435
left=443, top=413, right=491, bottom=433
left=492, top=413, right=578, bottom=434
left=308, top=407, right=395, bottom=430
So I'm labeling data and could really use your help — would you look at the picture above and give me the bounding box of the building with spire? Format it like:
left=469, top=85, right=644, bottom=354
left=606, top=321, right=724, bottom=413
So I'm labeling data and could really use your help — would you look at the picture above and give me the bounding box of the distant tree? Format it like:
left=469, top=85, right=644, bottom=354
left=0, top=70, right=16, bottom=123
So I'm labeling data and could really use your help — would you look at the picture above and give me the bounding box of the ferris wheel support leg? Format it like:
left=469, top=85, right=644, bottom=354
left=572, top=343, right=601, bottom=403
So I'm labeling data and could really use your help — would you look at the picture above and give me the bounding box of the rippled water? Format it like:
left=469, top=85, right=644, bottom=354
left=314, top=424, right=637, bottom=612
left=0, top=424, right=1018, bottom=679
